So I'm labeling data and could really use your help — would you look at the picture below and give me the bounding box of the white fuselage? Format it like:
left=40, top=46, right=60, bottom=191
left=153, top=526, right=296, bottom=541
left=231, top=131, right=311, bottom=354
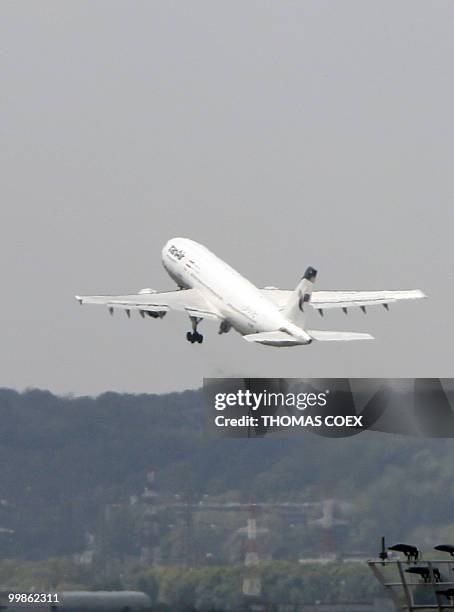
left=161, top=237, right=311, bottom=342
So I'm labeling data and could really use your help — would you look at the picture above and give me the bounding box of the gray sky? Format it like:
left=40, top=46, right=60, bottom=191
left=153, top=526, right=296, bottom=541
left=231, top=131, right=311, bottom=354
left=0, top=0, right=453, bottom=395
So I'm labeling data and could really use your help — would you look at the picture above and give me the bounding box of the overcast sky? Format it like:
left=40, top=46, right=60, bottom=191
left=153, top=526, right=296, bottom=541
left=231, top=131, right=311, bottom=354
left=0, top=1, right=453, bottom=395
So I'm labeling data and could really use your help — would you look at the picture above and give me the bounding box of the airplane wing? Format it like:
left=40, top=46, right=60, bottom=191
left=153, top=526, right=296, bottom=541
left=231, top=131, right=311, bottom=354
left=310, top=289, right=426, bottom=311
left=261, top=288, right=426, bottom=312
left=75, top=289, right=221, bottom=320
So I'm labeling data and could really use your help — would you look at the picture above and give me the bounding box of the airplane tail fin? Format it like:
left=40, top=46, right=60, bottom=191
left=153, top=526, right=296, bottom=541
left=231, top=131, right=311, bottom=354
left=283, top=266, right=317, bottom=327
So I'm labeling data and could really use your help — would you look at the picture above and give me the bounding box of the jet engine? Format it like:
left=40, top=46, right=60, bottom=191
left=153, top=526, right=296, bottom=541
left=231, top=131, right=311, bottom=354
left=139, top=310, right=167, bottom=319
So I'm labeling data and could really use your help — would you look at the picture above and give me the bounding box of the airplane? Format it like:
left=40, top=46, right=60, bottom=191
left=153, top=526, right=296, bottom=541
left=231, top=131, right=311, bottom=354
left=75, top=237, right=426, bottom=347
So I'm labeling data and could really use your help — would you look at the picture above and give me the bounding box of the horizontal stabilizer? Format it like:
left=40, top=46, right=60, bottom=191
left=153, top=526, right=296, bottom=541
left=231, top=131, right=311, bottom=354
left=243, top=331, right=306, bottom=347
left=307, top=330, right=374, bottom=342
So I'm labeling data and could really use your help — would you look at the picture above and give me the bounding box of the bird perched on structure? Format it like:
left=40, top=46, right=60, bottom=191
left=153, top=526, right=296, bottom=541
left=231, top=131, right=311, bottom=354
left=388, top=544, right=420, bottom=562
left=435, top=545, right=454, bottom=558
left=405, top=566, right=441, bottom=583
left=437, top=588, right=454, bottom=599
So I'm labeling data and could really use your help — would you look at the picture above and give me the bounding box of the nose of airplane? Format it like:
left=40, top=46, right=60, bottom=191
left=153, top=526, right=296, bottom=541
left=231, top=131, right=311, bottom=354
left=161, top=239, right=172, bottom=260
left=162, top=237, right=191, bottom=260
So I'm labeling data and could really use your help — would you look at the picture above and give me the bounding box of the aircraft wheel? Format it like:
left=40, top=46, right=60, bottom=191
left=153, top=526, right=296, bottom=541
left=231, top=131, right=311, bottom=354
left=187, top=330, right=203, bottom=344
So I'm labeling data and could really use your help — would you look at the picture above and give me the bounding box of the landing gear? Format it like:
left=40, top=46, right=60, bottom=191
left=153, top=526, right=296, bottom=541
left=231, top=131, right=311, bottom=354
left=186, top=316, right=203, bottom=344
left=186, top=331, right=203, bottom=344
